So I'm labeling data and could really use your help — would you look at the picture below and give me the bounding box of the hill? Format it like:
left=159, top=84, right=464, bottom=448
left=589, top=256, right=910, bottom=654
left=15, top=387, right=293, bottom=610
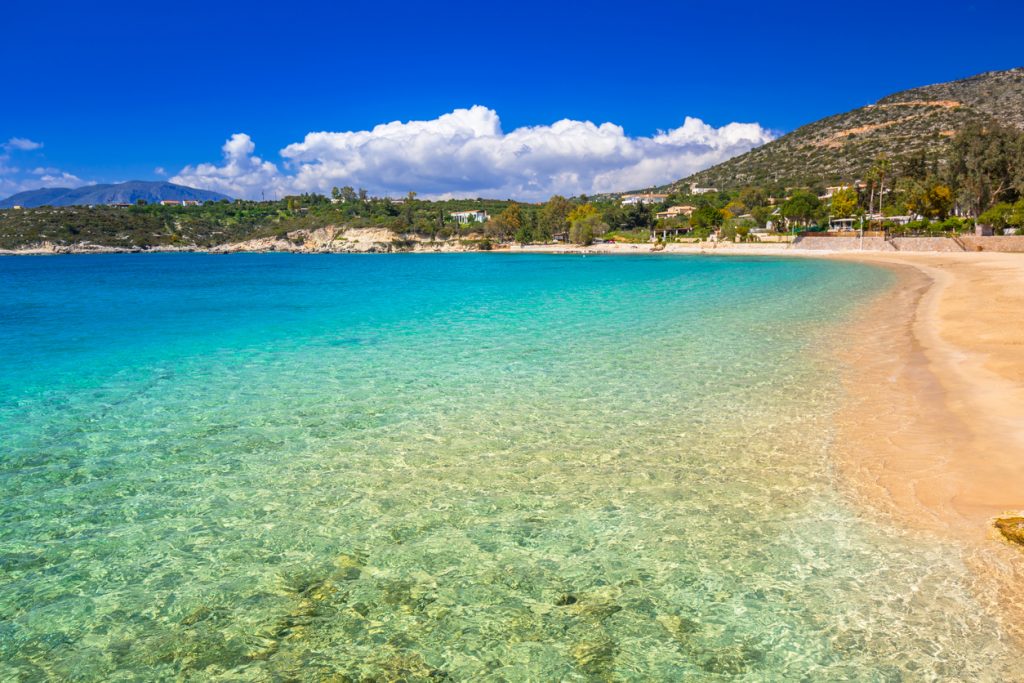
left=663, top=67, right=1024, bottom=192
left=0, top=181, right=230, bottom=208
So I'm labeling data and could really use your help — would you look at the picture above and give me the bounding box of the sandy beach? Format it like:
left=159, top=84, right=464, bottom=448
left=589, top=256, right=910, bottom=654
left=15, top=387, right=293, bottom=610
left=819, top=251, right=1024, bottom=645
left=827, top=252, right=1024, bottom=538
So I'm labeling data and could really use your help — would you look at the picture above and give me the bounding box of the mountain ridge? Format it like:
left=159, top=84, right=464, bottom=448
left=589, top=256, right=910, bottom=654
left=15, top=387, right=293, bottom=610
left=0, top=181, right=230, bottom=208
left=661, top=67, right=1024, bottom=192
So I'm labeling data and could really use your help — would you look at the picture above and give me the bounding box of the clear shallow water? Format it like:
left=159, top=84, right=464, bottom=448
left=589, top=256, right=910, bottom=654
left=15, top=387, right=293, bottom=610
left=0, top=253, right=1019, bottom=680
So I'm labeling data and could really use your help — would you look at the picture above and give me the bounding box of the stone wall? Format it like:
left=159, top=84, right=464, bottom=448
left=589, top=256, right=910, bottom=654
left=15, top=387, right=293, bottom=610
left=890, top=237, right=963, bottom=252
left=793, top=236, right=895, bottom=251
left=960, top=236, right=1024, bottom=253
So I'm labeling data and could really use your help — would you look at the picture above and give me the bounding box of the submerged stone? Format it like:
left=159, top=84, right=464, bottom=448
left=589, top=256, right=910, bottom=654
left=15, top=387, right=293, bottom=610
left=994, top=516, right=1024, bottom=546
left=571, top=638, right=618, bottom=676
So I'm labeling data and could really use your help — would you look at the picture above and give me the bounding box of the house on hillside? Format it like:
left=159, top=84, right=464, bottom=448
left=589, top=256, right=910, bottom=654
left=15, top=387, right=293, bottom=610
left=109, top=203, right=132, bottom=208
left=182, top=200, right=201, bottom=206
left=656, top=205, right=696, bottom=220
left=159, top=200, right=181, bottom=206
left=451, top=209, right=489, bottom=224
left=689, top=183, right=718, bottom=195
left=621, top=193, right=668, bottom=206
left=819, top=185, right=850, bottom=200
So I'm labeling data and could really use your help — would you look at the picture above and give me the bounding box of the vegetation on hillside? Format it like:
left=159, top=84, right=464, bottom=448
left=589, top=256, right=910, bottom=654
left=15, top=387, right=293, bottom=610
left=666, top=68, right=1024, bottom=191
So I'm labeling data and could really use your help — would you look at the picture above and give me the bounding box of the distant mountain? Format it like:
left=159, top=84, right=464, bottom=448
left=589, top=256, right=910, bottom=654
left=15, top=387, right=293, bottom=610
left=0, top=181, right=230, bottom=208
left=662, top=67, right=1024, bottom=192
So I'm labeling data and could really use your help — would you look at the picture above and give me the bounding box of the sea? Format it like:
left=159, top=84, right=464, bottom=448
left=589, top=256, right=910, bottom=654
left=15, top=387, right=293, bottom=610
left=1, top=253, right=1020, bottom=680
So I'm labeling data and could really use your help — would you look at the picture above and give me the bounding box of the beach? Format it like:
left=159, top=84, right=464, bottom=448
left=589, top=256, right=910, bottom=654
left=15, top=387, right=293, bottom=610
left=830, top=251, right=1024, bottom=643
left=830, top=252, right=1024, bottom=538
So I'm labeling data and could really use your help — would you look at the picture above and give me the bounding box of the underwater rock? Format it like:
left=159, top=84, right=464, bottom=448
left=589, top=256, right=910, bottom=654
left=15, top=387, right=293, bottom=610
left=994, top=516, right=1024, bottom=546
left=181, top=605, right=215, bottom=626
left=570, top=638, right=618, bottom=676
left=656, top=614, right=702, bottom=640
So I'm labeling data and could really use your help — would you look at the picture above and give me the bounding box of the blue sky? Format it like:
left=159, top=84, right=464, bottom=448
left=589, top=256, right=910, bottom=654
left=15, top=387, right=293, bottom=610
left=2, top=0, right=1022, bottom=200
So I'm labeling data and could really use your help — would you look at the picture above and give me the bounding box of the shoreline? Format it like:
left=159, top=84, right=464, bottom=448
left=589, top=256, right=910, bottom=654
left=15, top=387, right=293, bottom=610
left=4, top=236, right=1024, bottom=257
left=829, top=252, right=1024, bottom=538
left=825, top=251, right=1024, bottom=642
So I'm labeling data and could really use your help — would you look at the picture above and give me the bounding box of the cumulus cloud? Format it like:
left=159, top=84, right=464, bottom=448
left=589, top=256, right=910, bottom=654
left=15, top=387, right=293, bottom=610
left=172, top=133, right=288, bottom=199
left=3, top=137, right=43, bottom=152
left=154, top=166, right=167, bottom=176
left=171, top=106, right=774, bottom=201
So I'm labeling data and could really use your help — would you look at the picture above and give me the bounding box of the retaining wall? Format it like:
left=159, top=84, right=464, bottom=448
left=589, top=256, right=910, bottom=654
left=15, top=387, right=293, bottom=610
left=889, top=237, right=964, bottom=252
left=960, top=236, right=1024, bottom=253
left=793, top=236, right=895, bottom=251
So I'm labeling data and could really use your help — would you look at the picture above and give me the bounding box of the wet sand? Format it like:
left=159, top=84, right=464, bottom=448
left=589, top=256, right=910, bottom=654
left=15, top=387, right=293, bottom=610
left=828, top=252, right=1024, bottom=642
left=832, top=252, right=1024, bottom=539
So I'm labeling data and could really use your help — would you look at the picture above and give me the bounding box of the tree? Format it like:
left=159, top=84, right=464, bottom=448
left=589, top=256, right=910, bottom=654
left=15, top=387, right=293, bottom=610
left=947, top=122, right=1024, bottom=217
left=514, top=222, right=533, bottom=245
left=865, top=154, right=891, bottom=215
left=830, top=187, right=859, bottom=218
left=538, top=195, right=571, bottom=241
left=738, top=186, right=768, bottom=211
left=901, top=150, right=929, bottom=182
left=600, top=203, right=626, bottom=232
left=780, top=191, right=822, bottom=227
left=690, top=204, right=724, bottom=231
left=569, top=213, right=608, bottom=245
left=979, top=202, right=1014, bottom=230
left=622, top=201, right=654, bottom=230
left=906, top=183, right=954, bottom=220
left=567, top=203, right=599, bottom=225
left=488, top=203, right=523, bottom=241
left=402, top=191, right=417, bottom=227
left=724, top=199, right=746, bottom=216
left=335, top=186, right=357, bottom=203
left=751, top=205, right=774, bottom=229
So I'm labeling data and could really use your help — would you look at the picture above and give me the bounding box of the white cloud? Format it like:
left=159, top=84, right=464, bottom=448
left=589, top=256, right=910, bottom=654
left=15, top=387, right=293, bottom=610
left=171, top=106, right=774, bottom=201
left=0, top=138, right=89, bottom=198
left=3, top=137, right=43, bottom=152
left=38, top=171, right=87, bottom=187
left=172, top=133, right=287, bottom=199
left=154, top=166, right=167, bottom=176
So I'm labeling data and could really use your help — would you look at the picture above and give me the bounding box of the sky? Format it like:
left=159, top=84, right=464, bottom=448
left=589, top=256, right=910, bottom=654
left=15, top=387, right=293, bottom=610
left=2, top=0, right=1022, bottom=201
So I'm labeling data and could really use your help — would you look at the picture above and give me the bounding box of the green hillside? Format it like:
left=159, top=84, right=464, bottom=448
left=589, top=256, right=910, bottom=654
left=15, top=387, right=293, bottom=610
left=666, top=68, right=1024, bottom=191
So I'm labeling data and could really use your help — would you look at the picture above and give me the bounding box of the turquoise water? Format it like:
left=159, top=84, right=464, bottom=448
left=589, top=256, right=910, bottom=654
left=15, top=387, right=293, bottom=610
left=0, top=253, right=1019, bottom=680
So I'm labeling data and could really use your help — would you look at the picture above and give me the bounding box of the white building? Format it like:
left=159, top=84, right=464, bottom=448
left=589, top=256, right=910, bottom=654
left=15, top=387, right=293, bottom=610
left=689, top=183, right=718, bottom=195
left=451, top=209, right=489, bottom=224
left=621, top=193, right=668, bottom=206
